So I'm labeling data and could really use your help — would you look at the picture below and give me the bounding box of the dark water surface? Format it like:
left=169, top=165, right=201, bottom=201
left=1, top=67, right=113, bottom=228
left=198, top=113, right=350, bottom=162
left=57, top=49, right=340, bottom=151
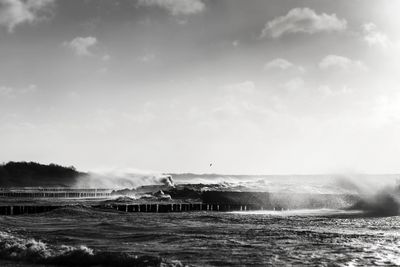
left=1, top=207, right=400, bottom=266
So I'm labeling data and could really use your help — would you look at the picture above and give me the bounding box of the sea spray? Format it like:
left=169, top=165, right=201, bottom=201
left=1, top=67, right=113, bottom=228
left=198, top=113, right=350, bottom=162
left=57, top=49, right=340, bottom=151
left=348, top=187, right=400, bottom=216
left=331, top=175, right=400, bottom=216
left=74, top=168, right=174, bottom=189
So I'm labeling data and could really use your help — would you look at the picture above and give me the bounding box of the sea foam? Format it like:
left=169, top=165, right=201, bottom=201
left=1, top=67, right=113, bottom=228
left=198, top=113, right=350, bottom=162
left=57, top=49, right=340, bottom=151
left=0, top=231, right=182, bottom=266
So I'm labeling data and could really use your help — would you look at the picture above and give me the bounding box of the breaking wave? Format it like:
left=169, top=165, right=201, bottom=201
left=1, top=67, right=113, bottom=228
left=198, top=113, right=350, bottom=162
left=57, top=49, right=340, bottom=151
left=74, top=168, right=174, bottom=189
left=0, top=231, right=181, bottom=266
left=171, top=173, right=400, bottom=195
left=348, top=189, right=400, bottom=216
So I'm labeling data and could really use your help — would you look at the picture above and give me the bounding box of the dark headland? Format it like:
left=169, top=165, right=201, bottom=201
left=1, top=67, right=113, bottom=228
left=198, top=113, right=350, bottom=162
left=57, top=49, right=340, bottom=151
left=0, top=161, right=85, bottom=187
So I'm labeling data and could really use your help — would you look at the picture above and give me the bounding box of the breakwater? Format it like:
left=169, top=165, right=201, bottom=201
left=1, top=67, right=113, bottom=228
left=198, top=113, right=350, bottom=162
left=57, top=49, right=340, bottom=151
left=0, top=199, right=331, bottom=215
left=0, top=188, right=112, bottom=198
left=104, top=203, right=259, bottom=213
left=0, top=203, right=258, bottom=215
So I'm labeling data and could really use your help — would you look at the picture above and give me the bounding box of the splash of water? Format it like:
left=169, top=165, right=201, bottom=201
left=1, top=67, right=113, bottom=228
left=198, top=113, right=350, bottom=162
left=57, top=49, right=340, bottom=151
left=74, top=168, right=174, bottom=189
left=348, top=188, right=400, bottom=216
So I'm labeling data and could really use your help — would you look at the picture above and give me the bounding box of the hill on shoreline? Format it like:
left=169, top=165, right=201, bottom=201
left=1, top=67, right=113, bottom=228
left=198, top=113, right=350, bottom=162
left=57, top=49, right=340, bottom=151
left=0, top=162, right=86, bottom=187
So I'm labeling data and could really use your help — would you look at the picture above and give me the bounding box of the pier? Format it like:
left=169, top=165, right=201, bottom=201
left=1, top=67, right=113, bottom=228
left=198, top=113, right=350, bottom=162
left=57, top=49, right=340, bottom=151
left=0, top=188, right=112, bottom=198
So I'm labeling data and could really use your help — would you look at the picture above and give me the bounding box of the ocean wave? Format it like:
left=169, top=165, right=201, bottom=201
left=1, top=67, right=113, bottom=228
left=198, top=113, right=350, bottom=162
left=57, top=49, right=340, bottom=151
left=0, top=231, right=183, bottom=266
left=171, top=174, right=400, bottom=195
left=45, top=205, right=105, bottom=217
left=348, top=190, right=400, bottom=216
left=74, top=169, right=174, bottom=190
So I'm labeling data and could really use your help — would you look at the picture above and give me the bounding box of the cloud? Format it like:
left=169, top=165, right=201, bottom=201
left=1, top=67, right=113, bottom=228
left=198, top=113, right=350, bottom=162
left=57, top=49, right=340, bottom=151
left=362, top=23, right=390, bottom=48
left=19, top=84, right=37, bottom=93
left=260, top=7, right=347, bottom=38
left=282, top=77, right=304, bottom=92
left=64, top=36, right=98, bottom=56
left=221, top=81, right=255, bottom=94
left=317, top=85, right=352, bottom=97
left=139, top=52, right=156, bottom=63
left=137, top=0, right=204, bottom=16
left=264, top=58, right=305, bottom=74
left=264, top=58, right=293, bottom=70
left=0, top=84, right=37, bottom=98
left=0, top=0, right=54, bottom=32
left=0, top=85, right=14, bottom=97
left=101, top=54, right=111, bottom=61
left=319, top=55, right=367, bottom=71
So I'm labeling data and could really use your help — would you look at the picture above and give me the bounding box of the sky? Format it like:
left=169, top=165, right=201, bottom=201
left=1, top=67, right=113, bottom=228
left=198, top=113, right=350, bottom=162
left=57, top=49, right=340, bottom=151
left=0, top=0, right=400, bottom=174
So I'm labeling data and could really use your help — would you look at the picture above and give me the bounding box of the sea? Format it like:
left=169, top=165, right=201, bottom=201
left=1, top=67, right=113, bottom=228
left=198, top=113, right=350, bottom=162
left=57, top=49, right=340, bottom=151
left=1, top=207, right=400, bottom=266
left=1, top=174, right=400, bottom=266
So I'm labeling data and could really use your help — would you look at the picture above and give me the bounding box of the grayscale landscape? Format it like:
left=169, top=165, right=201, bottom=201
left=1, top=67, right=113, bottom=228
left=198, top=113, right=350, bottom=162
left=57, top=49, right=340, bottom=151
left=1, top=0, right=400, bottom=266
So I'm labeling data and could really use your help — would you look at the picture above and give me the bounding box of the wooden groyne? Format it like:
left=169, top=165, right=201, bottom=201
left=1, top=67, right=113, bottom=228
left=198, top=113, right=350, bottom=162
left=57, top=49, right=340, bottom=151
left=104, top=203, right=264, bottom=213
left=0, top=188, right=112, bottom=198
left=0, top=203, right=264, bottom=215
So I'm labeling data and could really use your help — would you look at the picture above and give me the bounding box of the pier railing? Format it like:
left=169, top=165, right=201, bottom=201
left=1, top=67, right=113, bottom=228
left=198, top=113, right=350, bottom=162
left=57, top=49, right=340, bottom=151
left=0, top=188, right=112, bottom=198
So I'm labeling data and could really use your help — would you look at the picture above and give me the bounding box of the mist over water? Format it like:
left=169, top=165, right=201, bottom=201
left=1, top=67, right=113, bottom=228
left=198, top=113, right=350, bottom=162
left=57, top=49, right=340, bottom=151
left=73, top=168, right=174, bottom=189
left=329, top=175, right=400, bottom=216
left=348, top=186, right=400, bottom=216
left=172, top=173, right=400, bottom=215
left=170, top=173, right=400, bottom=194
left=70, top=169, right=400, bottom=215
left=72, top=170, right=400, bottom=215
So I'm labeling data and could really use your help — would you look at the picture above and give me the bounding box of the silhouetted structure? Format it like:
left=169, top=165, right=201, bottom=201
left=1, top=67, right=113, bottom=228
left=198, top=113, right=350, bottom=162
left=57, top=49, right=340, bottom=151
left=0, top=188, right=112, bottom=198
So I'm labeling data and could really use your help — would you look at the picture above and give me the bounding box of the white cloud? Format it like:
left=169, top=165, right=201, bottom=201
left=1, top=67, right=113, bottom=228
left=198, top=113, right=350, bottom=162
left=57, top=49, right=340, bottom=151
left=317, top=85, right=352, bottom=97
left=362, top=23, right=390, bottom=48
left=139, top=52, right=156, bottom=63
left=264, top=58, right=305, bottom=74
left=319, top=55, right=367, bottom=71
left=19, top=84, right=37, bottom=93
left=221, top=81, right=255, bottom=94
left=138, top=0, right=204, bottom=16
left=102, top=54, right=111, bottom=61
left=0, top=0, right=54, bottom=32
left=264, top=58, right=293, bottom=70
left=64, top=36, right=98, bottom=56
left=282, top=77, right=304, bottom=92
left=261, top=7, right=347, bottom=38
left=0, top=85, right=14, bottom=97
left=0, top=84, right=37, bottom=98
